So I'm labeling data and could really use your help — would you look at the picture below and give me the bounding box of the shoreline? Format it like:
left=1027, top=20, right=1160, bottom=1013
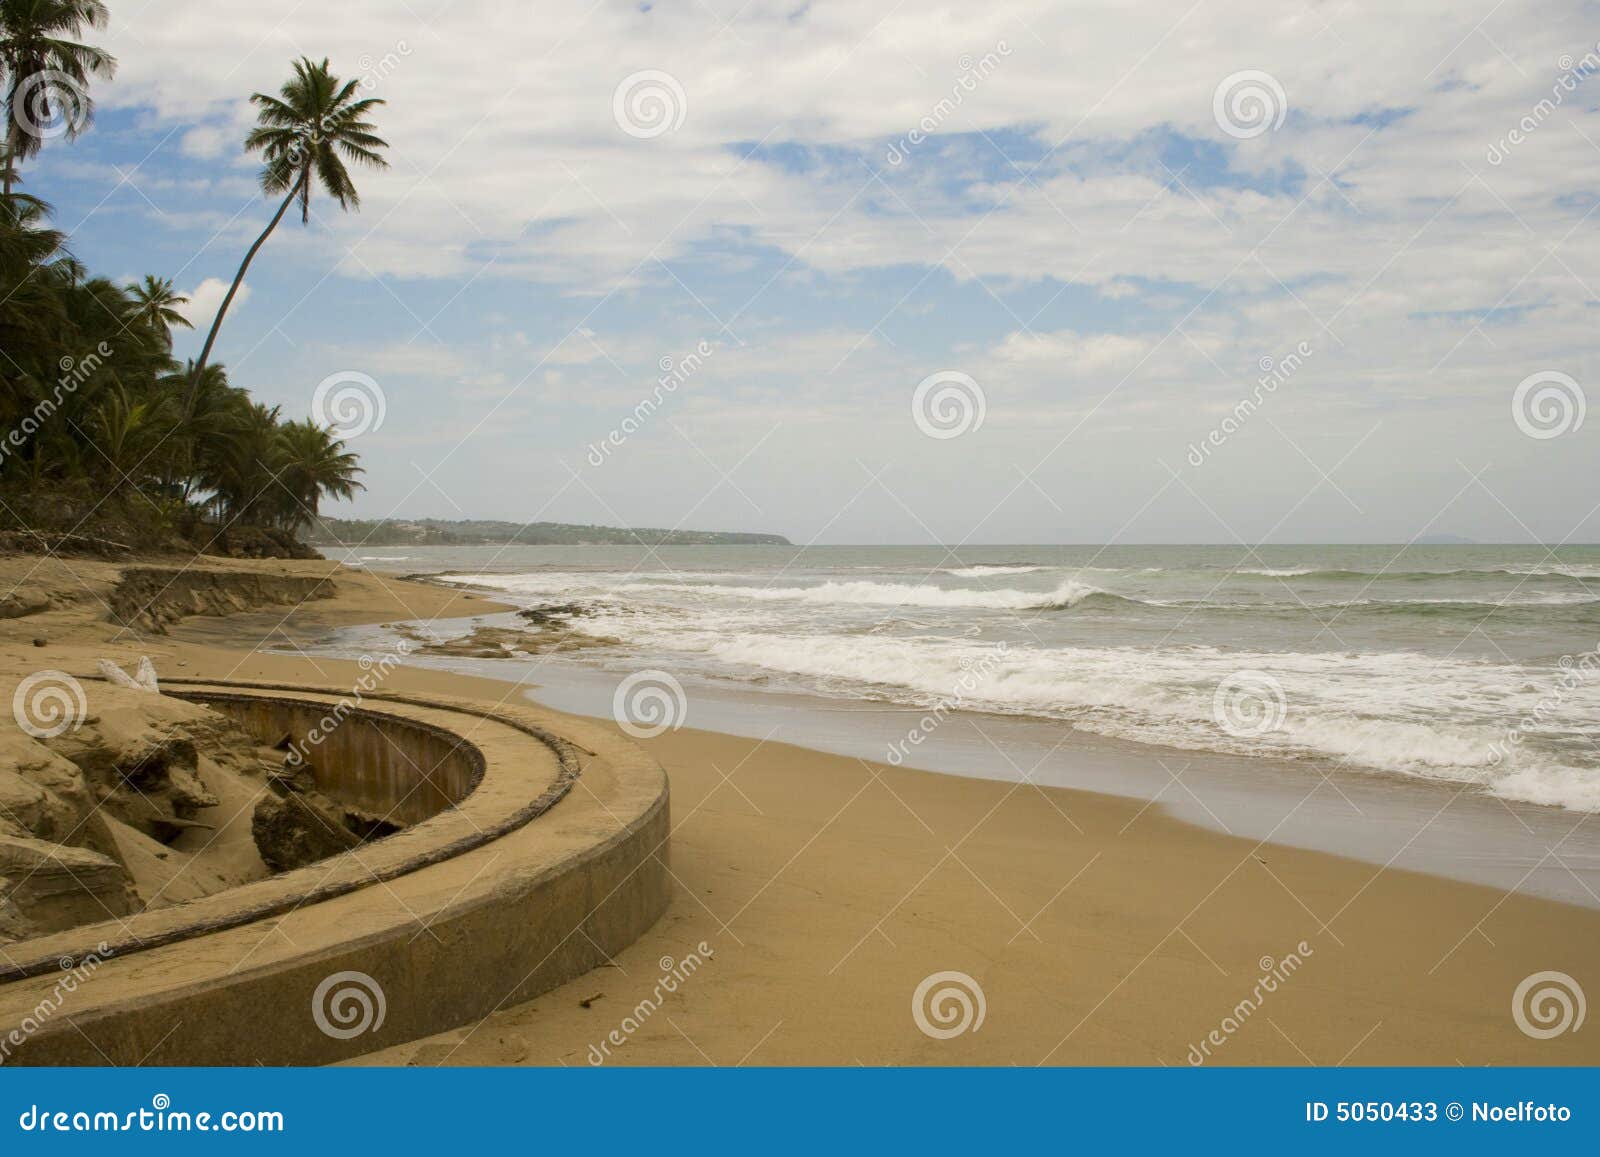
left=4, top=553, right=1598, bottom=1064
left=299, top=569, right=1600, bottom=910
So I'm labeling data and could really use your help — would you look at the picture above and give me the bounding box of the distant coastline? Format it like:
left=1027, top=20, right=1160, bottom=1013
left=305, top=516, right=792, bottom=548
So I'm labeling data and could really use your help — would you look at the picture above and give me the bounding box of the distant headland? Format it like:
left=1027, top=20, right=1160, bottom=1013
left=306, top=517, right=793, bottom=547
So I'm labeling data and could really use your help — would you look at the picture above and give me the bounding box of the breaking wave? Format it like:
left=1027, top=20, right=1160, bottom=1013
left=942, top=564, right=1051, bottom=577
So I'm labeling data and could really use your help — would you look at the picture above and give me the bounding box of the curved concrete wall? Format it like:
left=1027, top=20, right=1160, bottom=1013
left=0, top=684, right=670, bottom=1066
left=191, top=691, right=480, bottom=825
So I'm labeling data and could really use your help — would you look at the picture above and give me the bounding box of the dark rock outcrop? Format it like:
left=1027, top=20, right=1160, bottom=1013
left=251, top=789, right=364, bottom=873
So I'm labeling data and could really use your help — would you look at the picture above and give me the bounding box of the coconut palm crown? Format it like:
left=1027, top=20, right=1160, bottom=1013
left=188, top=56, right=388, bottom=397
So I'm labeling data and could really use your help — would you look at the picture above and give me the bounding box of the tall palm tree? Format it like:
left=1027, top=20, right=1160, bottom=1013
left=197, top=399, right=282, bottom=525
left=274, top=418, right=363, bottom=531
left=125, top=274, right=191, bottom=347
left=0, top=179, right=65, bottom=353
left=164, top=359, right=234, bottom=499
left=87, top=381, right=160, bottom=495
left=0, top=0, right=116, bottom=195
left=0, top=144, right=20, bottom=193
left=189, top=57, right=388, bottom=402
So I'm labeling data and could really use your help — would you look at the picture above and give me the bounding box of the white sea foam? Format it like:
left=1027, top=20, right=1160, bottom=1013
left=597, top=578, right=1109, bottom=610
left=943, top=564, right=1050, bottom=577
left=557, top=617, right=1600, bottom=811
left=440, top=571, right=1115, bottom=612
left=430, top=562, right=1600, bottom=811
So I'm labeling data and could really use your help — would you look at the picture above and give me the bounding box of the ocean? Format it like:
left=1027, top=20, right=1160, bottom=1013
left=323, top=543, right=1600, bottom=815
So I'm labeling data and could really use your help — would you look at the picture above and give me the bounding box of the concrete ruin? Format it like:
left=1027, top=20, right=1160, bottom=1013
left=0, top=682, right=670, bottom=1065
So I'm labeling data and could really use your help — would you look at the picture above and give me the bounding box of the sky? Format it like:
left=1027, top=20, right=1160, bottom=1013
left=32, top=0, right=1600, bottom=544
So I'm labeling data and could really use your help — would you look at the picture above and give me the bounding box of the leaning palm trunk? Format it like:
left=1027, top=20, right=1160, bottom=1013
left=186, top=171, right=306, bottom=414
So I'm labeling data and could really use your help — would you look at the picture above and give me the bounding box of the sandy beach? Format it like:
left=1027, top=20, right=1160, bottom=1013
left=2, top=552, right=1594, bottom=1066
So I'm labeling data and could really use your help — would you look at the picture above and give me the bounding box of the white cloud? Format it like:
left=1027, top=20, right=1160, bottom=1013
left=178, top=277, right=247, bottom=329
left=68, top=2, right=1600, bottom=540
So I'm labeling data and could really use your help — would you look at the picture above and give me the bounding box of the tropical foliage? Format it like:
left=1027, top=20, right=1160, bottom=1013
left=191, top=55, right=388, bottom=388
left=0, top=6, right=372, bottom=549
left=0, top=0, right=116, bottom=196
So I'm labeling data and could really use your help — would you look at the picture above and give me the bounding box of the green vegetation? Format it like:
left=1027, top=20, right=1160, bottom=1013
left=0, top=0, right=115, bottom=197
left=306, top=518, right=793, bottom=548
left=0, top=4, right=376, bottom=553
left=191, top=55, right=388, bottom=390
